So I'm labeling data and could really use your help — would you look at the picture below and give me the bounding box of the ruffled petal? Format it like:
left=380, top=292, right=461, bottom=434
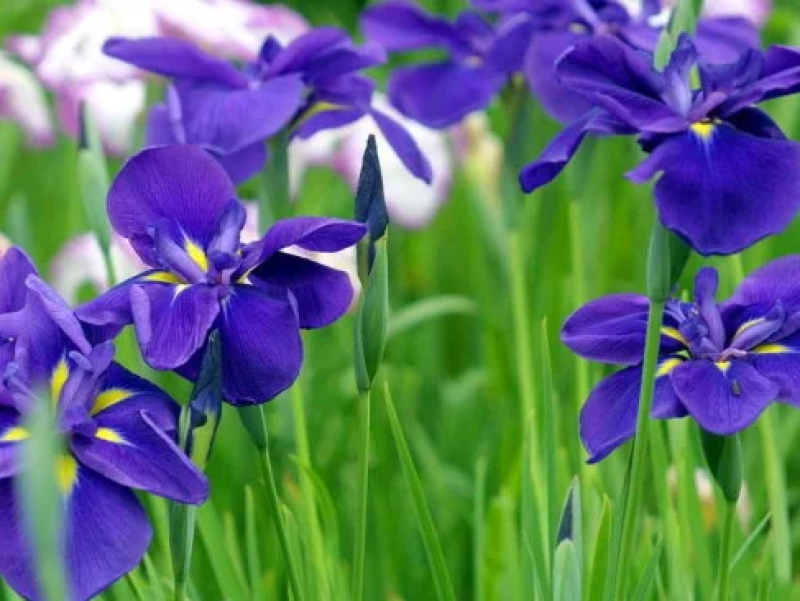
left=670, top=359, right=777, bottom=434
left=251, top=252, right=354, bottom=329
left=108, top=145, right=237, bottom=250
left=131, top=282, right=220, bottom=370
left=387, top=61, right=504, bottom=129
left=103, top=37, right=248, bottom=87
left=580, top=362, right=686, bottom=463
left=216, top=286, right=302, bottom=404
left=627, top=122, right=800, bottom=255
left=72, top=411, right=208, bottom=504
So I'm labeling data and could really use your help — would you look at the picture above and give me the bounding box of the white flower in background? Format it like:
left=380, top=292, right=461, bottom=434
left=666, top=466, right=753, bottom=530
left=0, top=51, right=53, bottom=147
left=50, top=233, right=146, bottom=304
left=703, top=0, right=772, bottom=26
left=7, top=0, right=308, bottom=155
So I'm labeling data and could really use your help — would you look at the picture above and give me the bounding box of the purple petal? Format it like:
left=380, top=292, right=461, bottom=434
left=0, top=469, right=151, bottom=601
left=103, top=37, right=248, bottom=87
left=695, top=17, right=760, bottom=65
left=746, top=332, right=800, bottom=405
left=563, top=293, right=685, bottom=365
left=627, top=122, right=800, bottom=255
left=370, top=108, right=433, bottom=183
left=131, top=283, right=220, bottom=370
left=361, top=1, right=463, bottom=52
left=0, top=405, right=22, bottom=478
left=581, top=363, right=685, bottom=463
left=0, top=246, right=37, bottom=313
left=72, top=411, right=208, bottom=504
left=216, top=286, right=302, bottom=404
left=388, top=61, right=504, bottom=129
left=519, top=110, right=633, bottom=193
left=266, top=27, right=350, bottom=75
left=210, top=142, right=268, bottom=185
left=556, top=35, right=687, bottom=133
left=295, top=107, right=366, bottom=140
left=108, top=145, right=237, bottom=249
left=251, top=252, right=355, bottom=329
left=524, top=30, right=594, bottom=124
left=727, top=255, right=800, bottom=314
left=670, top=359, right=777, bottom=434
left=484, top=13, right=536, bottom=76
left=145, top=104, right=179, bottom=146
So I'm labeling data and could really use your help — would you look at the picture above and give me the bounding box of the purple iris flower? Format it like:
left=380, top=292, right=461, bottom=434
left=102, top=28, right=432, bottom=185
left=474, top=0, right=760, bottom=123
left=0, top=273, right=208, bottom=600
left=77, top=145, right=366, bottom=405
left=0, top=247, right=38, bottom=367
left=564, top=259, right=800, bottom=463
left=361, top=1, right=537, bottom=128
left=520, top=34, right=800, bottom=255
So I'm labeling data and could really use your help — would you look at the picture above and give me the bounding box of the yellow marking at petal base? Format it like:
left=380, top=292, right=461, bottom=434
left=656, top=358, right=683, bottom=378
left=734, top=318, right=765, bottom=339
left=95, top=428, right=126, bottom=444
left=0, top=427, right=28, bottom=443
left=56, top=454, right=79, bottom=495
left=691, top=120, right=717, bottom=139
left=752, top=343, right=793, bottom=355
left=91, top=388, right=134, bottom=416
left=661, top=327, right=689, bottom=347
left=185, top=240, right=209, bottom=272
left=144, top=271, right=184, bottom=285
left=716, top=361, right=731, bottom=373
left=51, top=358, right=69, bottom=406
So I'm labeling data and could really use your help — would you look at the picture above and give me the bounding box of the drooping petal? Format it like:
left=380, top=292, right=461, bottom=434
left=556, top=35, right=687, bottom=133
left=265, top=27, right=350, bottom=76
left=209, top=142, right=268, bottom=185
left=670, top=359, right=777, bottom=434
left=0, top=469, right=152, bottom=601
left=0, top=246, right=37, bottom=313
left=387, top=61, right=505, bottom=129
left=562, top=293, right=685, bottom=365
left=103, top=37, right=248, bottom=87
left=214, top=286, right=302, bottom=404
left=361, top=1, right=464, bottom=52
left=484, top=13, right=536, bottom=76
left=250, top=252, right=354, bottom=329
left=519, top=110, right=633, bottom=193
left=72, top=410, right=208, bottom=504
left=108, top=145, right=237, bottom=250
left=295, top=106, right=366, bottom=140
left=131, top=282, right=220, bottom=370
left=747, top=332, right=800, bottom=406
left=580, top=363, right=686, bottom=463
left=370, top=108, right=433, bottom=184
left=627, top=122, right=800, bottom=255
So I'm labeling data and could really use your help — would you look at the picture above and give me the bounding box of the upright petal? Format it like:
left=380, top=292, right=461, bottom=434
left=108, top=145, right=237, bottom=249
left=103, top=37, right=248, bottom=87
left=361, top=1, right=464, bottom=52
left=670, top=359, right=776, bottom=434
left=627, top=122, right=800, bottom=255
left=388, top=61, right=504, bottom=129
left=0, top=246, right=37, bottom=313
left=695, top=17, right=760, bottom=65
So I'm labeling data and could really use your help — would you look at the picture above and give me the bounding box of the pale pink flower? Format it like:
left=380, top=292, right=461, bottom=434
left=0, top=51, right=53, bottom=147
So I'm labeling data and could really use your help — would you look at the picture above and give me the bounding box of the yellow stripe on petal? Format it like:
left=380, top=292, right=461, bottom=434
left=0, top=427, right=28, bottom=443
left=51, top=358, right=69, bottom=406
left=95, top=428, right=126, bottom=444
left=716, top=361, right=731, bottom=373
left=690, top=119, right=719, bottom=140
left=56, top=454, right=79, bottom=495
left=752, top=344, right=793, bottom=355
left=144, top=271, right=184, bottom=285
left=185, top=240, right=209, bottom=272
left=661, top=327, right=689, bottom=348
left=734, top=318, right=765, bottom=339
left=91, top=388, right=134, bottom=416
left=656, top=358, right=683, bottom=378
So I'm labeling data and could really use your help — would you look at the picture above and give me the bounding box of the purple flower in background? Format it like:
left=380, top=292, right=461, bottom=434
left=103, top=28, right=432, bottom=185
left=474, top=0, right=761, bottom=123
left=77, top=145, right=366, bottom=405
left=564, top=259, right=800, bottom=463
left=0, top=275, right=208, bottom=600
left=361, top=1, right=536, bottom=128
left=520, top=34, right=800, bottom=255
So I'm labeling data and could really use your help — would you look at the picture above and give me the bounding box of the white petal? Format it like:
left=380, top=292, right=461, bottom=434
left=0, top=51, right=54, bottom=147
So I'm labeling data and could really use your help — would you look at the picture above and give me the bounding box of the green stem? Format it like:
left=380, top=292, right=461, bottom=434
left=568, top=198, right=590, bottom=408
left=509, top=232, right=537, bottom=429
left=352, top=389, right=371, bottom=601
left=254, top=405, right=305, bottom=601
left=611, top=298, right=666, bottom=600
left=717, top=503, right=735, bottom=601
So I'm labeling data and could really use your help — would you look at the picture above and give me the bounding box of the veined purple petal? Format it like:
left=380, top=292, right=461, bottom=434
left=215, top=286, right=302, bottom=404
left=361, top=1, right=464, bottom=52
left=371, top=108, right=433, bottom=184
left=746, top=331, right=800, bottom=405
left=670, top=359, right=776, bottom=434
left=581, top=363, right=685, bottom=463
left=108, top=145, right=237, bottom=251
left=72, top=410, right=208, bottom=504
left=0, top=469, right=151, bottom=601
left=727, top=255, right=800, bottom=315
left=556, top=35, right=687, bottom=133
left=388, top=61, right=505, bottom=129
left=627, top=122, right=800, bottom=256
left=0, top=246, right=37, bottom=313
left=251, top=252, right=355, bottom=329
left=131, top=282, right=219, bottom=370
left=103, top=37, right=248, bottom=87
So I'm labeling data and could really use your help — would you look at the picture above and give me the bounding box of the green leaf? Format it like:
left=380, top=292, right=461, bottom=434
left=387, top=296, right=477, bottom=339
left=699, top=430, right=743, bottom=504
left=632, top=539, right=664, bottom=601
left=354, top=238, right=389, bottom=392
left=553, top=540, right=581, bottom=601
